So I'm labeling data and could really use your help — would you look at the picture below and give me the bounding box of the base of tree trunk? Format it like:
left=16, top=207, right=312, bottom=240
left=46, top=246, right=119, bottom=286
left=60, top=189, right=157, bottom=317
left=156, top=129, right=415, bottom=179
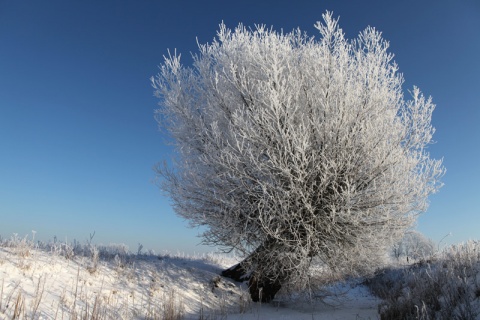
left=220, top=240, right=286, bottom=302
left=248, top=272, right=282, bottom=303
left=221, top=263, right=283, bottom=302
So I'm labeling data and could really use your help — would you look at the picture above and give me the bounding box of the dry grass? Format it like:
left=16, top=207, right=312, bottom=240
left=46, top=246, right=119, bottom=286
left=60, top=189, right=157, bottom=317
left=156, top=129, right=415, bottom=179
left=367, top=240, right=480, bottom=319
left=0, top=234, right=247, bottom=320
left=1, top=275, right=186, bottom=319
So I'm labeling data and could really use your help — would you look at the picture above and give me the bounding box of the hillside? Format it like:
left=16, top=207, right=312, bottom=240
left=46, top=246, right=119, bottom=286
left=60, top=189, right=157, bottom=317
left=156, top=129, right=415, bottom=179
left=0, top=234, right=380, bottom=319
left=3, top=234, right=480, bottom=319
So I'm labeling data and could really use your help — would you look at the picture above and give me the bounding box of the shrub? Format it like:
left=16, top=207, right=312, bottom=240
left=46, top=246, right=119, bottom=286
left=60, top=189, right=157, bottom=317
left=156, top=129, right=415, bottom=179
left=368, top=241, right=480, bottom=319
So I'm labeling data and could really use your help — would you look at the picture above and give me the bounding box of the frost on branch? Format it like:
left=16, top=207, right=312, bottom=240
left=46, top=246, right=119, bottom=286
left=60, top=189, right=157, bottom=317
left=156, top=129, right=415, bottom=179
left=152, top=12, right=445, bottom=302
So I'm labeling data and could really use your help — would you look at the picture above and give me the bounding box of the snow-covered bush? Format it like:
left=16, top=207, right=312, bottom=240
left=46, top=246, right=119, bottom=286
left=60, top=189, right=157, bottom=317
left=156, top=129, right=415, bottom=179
left=152, top=11, right=445, bottom=301
left=368, top=241, right=480, bottom=319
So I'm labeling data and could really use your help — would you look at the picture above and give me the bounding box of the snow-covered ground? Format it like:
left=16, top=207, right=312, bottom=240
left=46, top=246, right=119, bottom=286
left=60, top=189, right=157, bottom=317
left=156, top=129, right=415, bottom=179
left=227, top=283, right=380, bottom=320
left=0, top=238, right=381, bottom=319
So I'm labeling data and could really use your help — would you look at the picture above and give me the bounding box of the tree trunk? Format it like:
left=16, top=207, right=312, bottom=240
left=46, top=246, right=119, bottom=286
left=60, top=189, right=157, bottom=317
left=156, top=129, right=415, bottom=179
left=220, top=239, right=287, bottom=302
left=248, top=272, right=283, bottom=302
left=221, top=262, right=250, bottom=282
left=222, top=258, right=284, bottom=302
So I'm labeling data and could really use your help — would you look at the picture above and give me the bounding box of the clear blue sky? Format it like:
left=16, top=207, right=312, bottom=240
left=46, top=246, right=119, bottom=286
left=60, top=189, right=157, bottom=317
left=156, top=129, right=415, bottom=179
left=1, top=0, right=478, bottom=253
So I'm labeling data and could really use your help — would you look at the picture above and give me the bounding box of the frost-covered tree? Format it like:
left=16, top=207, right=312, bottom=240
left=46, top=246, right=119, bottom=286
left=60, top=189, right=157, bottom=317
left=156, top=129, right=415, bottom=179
left=151, top=12, right=445, bottom=302
left=392, top=230, right=436, bottom=262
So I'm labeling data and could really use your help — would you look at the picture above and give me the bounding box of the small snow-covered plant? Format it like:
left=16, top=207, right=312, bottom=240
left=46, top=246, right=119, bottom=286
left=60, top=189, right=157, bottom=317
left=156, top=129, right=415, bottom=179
left=88, top=246, right=100, bottom=274
left=62, top=241, right=75, bottom=260
left=114, top=254, right=123, bottom=270
left=237, top=287, right=251, bottom=314
left=152, top=11, right=445, bottom=301
left=8, top=233, right=32, bottom=258
left=162, top=289, right=184, bottom=320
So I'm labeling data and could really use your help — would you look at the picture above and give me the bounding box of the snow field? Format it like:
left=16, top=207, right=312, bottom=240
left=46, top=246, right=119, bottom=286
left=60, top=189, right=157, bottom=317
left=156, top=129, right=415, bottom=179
left=0, top=237, right=248, bottom=319
left=6, top=235, right=480, bottom=320
left=0, top=234, right=381, bottom=319
left=3, top=233, right=480, bottom=319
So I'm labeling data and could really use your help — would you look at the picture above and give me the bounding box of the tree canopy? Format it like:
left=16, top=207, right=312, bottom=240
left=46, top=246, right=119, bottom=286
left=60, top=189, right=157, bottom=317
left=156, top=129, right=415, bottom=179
left=152, top=12, right=445, bottom=301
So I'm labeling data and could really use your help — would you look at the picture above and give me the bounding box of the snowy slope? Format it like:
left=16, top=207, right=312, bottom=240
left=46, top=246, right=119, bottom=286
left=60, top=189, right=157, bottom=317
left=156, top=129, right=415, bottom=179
left=0, top=240, right=380, bottom=319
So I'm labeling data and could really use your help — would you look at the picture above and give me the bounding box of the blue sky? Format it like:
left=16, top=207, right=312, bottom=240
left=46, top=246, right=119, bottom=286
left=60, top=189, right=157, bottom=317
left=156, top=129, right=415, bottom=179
left=1, top=0, right=478, bottom=253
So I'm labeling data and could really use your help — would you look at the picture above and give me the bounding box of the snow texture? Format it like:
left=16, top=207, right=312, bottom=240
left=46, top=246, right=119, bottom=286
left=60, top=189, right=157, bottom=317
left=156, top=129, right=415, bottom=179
left=0, top=243, right=380, bottom=319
